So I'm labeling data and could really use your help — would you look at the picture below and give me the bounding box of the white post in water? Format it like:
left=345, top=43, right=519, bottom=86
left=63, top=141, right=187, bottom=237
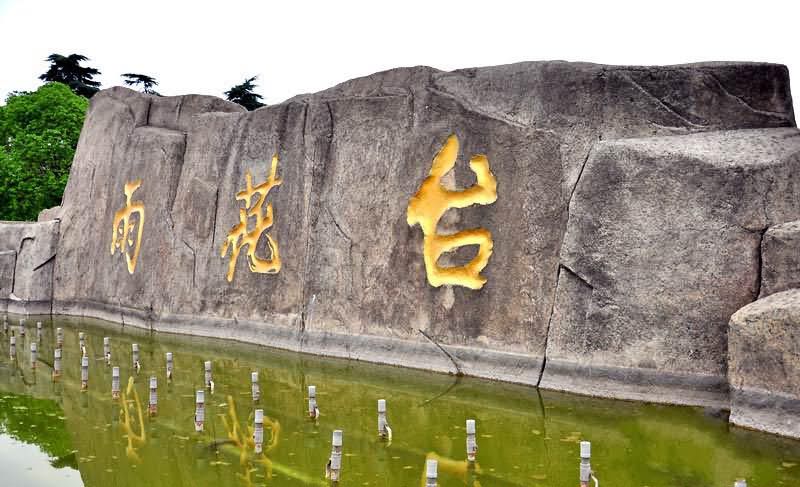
left=426, top=459, right=438, bottom=487
left=251, top=371, right=260, bottom=402
left=112, top=366, right=120, bottom=399
left=132, top=343, right=140, bottom=372
left=78, top=332, right=85, bottom=355
left=204, top=361, right=213, bottom=390
left=9, top=335, right=16, bottom=360
left=466, top=419, right=477, bottom=462
left=194, top=390, right=205, bottom=432
left=166, top=352, right=173, bottom=380
left=80, top=356, right=89, bottom=390
left=378, top=399, right=392, bottom=439
left=30, top=342, right=37, bottom=369
left=580, top=440, right=598, bottom=487
left=53, top=348, right=62, bottom=379
left=103, top=337, right=110, bottom=364
left=19, top=319, right=25, bottom=338
left=734, top=481, right=747, bottom=487
left=327, top=429, right=343, bottom=482
left=308, top=385, right=319, bottom=419
left=36, top=321, right=42, bottom=340
left=148, top=376, right=157, bottom=416
left=56, top=327, right=63, bottom=349
left=254, top=408, right=264, bottom=454
left=3, top=317, right=7, bottom=333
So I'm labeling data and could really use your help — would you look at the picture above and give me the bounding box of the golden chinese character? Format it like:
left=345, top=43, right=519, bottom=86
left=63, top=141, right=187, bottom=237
left=110, top=179, right=145, bottom=274
left=221, top=155, right=283, bottom=282
left=407, top=135, right=498, bottom=289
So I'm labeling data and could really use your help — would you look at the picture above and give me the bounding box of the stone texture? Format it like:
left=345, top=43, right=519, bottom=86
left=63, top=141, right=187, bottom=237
left=45, top=62, right=800, bottom=403
left=0, top=221, right=59, bottom=314
left=0, top=250, right=15, bottom=300
left=542, top=128, right=800, bottom=406
left=729, top=289, right=800, bottom=438
left=37, top=205, right=62, bottom=222
left=760, top=220, right=800, bottom=298
left=53, top=88, right=245, bottom=324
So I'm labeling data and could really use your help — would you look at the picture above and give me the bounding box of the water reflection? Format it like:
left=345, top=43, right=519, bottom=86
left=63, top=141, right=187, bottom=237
left=0, top=314, right=798, bottom=487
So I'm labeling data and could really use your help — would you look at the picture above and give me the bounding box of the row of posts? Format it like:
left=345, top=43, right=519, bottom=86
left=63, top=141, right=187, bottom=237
left=3, top=317, right=753, bottom=486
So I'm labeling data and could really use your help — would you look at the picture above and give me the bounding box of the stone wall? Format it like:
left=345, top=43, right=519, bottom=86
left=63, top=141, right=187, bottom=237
left=2, top=62, right=800, bottom=430
left=0, top=220, right=59, bottom=314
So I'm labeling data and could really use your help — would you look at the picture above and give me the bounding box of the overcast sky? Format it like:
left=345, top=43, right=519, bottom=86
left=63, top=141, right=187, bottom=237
left=1, top=0, right=798, bottom=111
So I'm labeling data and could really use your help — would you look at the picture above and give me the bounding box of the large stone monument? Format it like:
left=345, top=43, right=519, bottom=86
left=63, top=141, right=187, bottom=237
left=2, top=61, right=800, bottom=437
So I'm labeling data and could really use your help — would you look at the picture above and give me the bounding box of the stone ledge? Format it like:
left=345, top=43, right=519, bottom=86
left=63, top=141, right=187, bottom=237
left=539, top=358, right=729, bottom=408
left=52, top=298, right=545, bottom=387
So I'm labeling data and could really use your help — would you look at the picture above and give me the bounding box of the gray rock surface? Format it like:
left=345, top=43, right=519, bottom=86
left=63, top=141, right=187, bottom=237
left=760, top=220, right=800, bottom=298
left=39, top=61, right=800, bottom=407
left=729, top=289, right=800, bottom=438
left=542, top=128, right=800, bottom=406
left=37, top=205, right=62, bottom=222
left=0, top=221, right=59, bottom=314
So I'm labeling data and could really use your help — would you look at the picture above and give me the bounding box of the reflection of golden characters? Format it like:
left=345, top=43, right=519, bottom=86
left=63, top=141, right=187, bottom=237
left=407, top=135, right=498, bottom=290
left=420, top=452, right=481, bottom=487
left=119, top=377, right=146, bottom=463
left=219, top=395, right=281, bottom=486
left=221, top=156, right=282, bottom=282
left=110, top=179, right=145, bottom=274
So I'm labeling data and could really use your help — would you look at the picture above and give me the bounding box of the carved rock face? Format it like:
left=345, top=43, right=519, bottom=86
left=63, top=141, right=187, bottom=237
left=11, top=61, right=795, bottom=407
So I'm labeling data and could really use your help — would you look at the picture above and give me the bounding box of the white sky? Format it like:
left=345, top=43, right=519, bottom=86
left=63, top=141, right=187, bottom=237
left=1, top=0, right=798, bottom=112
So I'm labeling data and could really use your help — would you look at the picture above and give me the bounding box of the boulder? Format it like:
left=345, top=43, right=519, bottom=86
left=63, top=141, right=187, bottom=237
left=0, top=221, right=59, bottom=314
left=760, top=220, right=800, bottom=298
left=52, top=62, right=799, bottom=389
left=729, top=289, right=800, bottom=438
left=37, top=205, right=62, bottom=222
left=542, top=128, right=800, bottom=406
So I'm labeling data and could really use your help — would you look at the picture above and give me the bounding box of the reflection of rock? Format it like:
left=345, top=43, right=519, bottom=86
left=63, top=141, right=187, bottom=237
left=542, top=128, right=800, bottom=406
left=0, top=221, right=59, bottom=314
left=760, top=221, right=800, bottom=298
left=1, top=62, right=799, bottom=436
left=729, top=289, right=800, bottom=438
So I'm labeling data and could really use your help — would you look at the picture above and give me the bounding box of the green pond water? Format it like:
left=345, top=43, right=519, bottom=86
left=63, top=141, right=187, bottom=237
left=0, top=315, right=799, bottom=487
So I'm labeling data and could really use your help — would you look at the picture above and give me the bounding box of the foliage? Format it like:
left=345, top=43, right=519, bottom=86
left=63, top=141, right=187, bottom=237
left=224, top=75, right=265, bottom=111
left=121, top=73, right=160, bottom=95
left=39, top=53, right=101, bottom=98
left=0, top=392, right=77, bottom=469
left=0, top=82, right=88, bottom=221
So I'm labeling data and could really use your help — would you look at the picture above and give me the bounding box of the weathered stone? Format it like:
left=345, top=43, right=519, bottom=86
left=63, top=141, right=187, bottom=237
left=0, top=250, right=15, bottom=300
left=37, top=205, right=62, bottom=222
left=0, top=221, right=59, bottom=314
left=729, top=289, right=800, bottom=438
left=760, top=220, right=800, bottom=298
left=49, top=62, right=799, bottom=396
left=542, top=128, right=800, bottom=406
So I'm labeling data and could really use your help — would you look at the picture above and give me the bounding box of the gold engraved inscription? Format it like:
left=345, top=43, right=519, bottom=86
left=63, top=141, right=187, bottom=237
left=110, top=179, right=145, bottom=274
left=221, top=155, right=283, bottom=282
left=407, top=135, right=498, bottom=290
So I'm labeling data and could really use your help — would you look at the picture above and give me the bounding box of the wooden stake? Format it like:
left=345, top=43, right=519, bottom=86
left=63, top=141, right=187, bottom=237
left=112, top=366, right=120, bottom=399
left=80, top=356, right=89, bottom=390
left=251, top=371, right=260, bottom=402
left=426, top=459, right=438, bottom=487
left=466, top=419, right=477, bottom=462
left=195, top=390, right=205, bottom=432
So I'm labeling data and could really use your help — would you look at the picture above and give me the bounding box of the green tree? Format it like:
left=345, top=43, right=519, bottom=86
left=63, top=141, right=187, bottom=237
left=121, top=73, right=160, bottom=95
left=0, top=82, right=88, bottom=221
left=224, top=76, right=265, bottom=111
left=39, top=53, right=101, bottom=98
